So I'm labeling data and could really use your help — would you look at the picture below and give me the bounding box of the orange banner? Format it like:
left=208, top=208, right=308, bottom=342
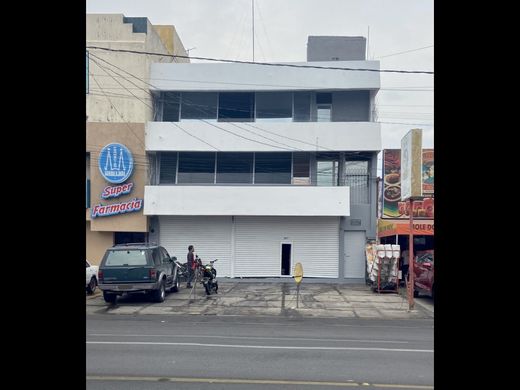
left=378, top=219, right=434, bottom=237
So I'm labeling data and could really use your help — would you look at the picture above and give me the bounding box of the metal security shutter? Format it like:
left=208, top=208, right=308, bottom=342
left=344, top=231, right=366, bottom=278
left=159, top=216, right=232, bottom=277
left=234, top=216, right=339, bottom=278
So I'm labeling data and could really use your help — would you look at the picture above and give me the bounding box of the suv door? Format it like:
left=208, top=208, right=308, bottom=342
left=160, top=247, right=173, bottom=277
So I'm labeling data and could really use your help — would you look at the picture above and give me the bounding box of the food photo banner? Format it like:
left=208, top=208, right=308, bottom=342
left=382, top=149, right=434, bottom=219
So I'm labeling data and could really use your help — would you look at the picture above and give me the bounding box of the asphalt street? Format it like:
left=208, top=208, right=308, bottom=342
left=87, top=314, right=434, bottom=389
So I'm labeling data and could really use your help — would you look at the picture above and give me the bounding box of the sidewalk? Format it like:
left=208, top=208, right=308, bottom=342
left=86, top=281, right=434, bottom=319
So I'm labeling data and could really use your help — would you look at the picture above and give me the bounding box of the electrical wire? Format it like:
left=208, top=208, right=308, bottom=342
left=86, top=46, right=434, bottom=74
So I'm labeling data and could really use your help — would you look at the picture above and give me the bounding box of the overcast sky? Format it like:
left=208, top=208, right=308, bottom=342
left=87, top=0, right=433, bottom=166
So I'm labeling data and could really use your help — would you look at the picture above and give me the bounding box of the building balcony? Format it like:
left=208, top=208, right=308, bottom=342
left=146, top=121, right=381, bottom=152
left=144, top=185, right=350, bottom=216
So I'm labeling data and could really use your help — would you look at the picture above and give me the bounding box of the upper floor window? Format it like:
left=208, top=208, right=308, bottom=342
left=163, top=92, right=180, bottom=121
left=159, top=152, right=177, bottom=184
left=216, top=152, right=254, bottom=183
left=254, top=152, right=292, bottom=184
left=155, top=90, right=371, bottom=123
left=293, top=92, right=311, bottom=122
left=218, top=93, right=254, bottom=122
left=292, top=152, right=311, bottom=185
left=316, top=93, right=332, bottom=122
left=181, top=92, right=218, bottom=121
left=177, top=152, right=215, bottom=183
left=345, top=160, right=369, bottom=203
left=255, top=92, right=293, bottom=122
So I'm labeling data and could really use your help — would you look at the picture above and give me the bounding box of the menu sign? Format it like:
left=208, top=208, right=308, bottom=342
left=383, top=149, right=434, bottom=219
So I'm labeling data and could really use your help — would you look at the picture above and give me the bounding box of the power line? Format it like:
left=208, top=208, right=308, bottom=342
left=375, top=45, right=434, bottom=59
left=89, top=54, right=433, bottom=150
left=86, top=46, right=434, bottom=75
left=170, top=122, right=220, bottom=151
left=89, top=54, right=323, bottom=151
left=228, top=122, right=304, bottom=151
left=89, top=73, right=146, bottom=149
left=376, top=121, right=434, bottom=126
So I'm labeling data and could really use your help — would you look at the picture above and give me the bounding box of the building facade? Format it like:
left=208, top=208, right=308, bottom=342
left=86, top=14, right=188, bottom=264
left=144, top=36, right=381, bottom=281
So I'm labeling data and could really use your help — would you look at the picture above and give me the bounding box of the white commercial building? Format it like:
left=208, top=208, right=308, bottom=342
left=144, top=36, right=381, bottom=281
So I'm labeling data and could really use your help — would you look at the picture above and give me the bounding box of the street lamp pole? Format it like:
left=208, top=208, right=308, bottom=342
left=408, top=198, right=415, bottom=310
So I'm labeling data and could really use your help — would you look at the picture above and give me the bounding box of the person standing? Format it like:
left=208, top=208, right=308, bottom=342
left=186, top=245, right=195, bottom=288
left=401, top=249, right=410, bottom=282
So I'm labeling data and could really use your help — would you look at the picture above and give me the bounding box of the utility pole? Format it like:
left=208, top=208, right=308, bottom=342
left=252, top=0, right=255, bottom=62
left=367, top=26, right=370, bottom=60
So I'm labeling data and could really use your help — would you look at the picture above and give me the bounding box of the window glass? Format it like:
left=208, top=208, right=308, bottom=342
left=216, top=152, right=254, bottom=183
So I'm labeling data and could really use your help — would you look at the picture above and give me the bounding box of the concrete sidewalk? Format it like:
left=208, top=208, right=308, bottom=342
left=86, top=281, right=434, bottom=319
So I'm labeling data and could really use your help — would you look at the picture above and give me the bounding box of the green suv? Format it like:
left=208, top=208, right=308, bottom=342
left=98, top=243, right=180, bottom=304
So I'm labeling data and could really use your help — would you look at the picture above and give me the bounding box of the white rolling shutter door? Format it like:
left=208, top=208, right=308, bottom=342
left=234, top=216, right=339, bottom=278
left=159, top=216, right=232, bottom=277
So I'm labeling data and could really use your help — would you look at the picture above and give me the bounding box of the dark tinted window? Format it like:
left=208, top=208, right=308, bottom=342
left=256, top=92, right=292, bottom=120
left=316, top=93, right=332, bottom=104
left=178, top=152, right=216, bottom=184
left=160, top=248, right=170, bottom=263
left=292, top=152, right=310, bottom=178
left=217, top=152, right=254, bottom=183
left=293, top=92, right=311, bottom=122
left=181, top=92, right=218, bottom=120
left=218, top=93, right=254, bottom=122
left=163, top=92, right=180, bottom=121
left=255, top=152, right=292, bottom=184
left=160, top=152, right=177, bottom=184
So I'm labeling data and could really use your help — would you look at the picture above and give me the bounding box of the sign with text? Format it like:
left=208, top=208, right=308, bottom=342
left=401, top=129, right=423, bottom=201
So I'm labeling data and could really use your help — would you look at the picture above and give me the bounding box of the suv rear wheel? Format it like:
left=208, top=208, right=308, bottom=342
left=153, top=280, right=166, bottom=302
left=103, top=291, right=117, bottom=304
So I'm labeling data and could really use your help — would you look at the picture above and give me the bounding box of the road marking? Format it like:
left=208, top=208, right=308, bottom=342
left=86, top=341, right=433, bottom=352
left=89, top=333, right=410, bottom=344
left=373, top=385, right=434, bottom=389
left=86, top=375, right=433, bottom=388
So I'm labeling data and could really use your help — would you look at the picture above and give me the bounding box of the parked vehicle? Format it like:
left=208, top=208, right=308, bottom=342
left=98, top=243, right=180, bottom=304
left=86, top=260, right=98, bottom=295
left=413, top=250, right=434, bottom=300
left=197, top=257, right=218, bottom=295
left=173, top=259, right=189, bottom=282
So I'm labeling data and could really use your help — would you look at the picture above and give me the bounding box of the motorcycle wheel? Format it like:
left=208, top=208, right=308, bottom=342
left=204, top=283, right=211, bottom=295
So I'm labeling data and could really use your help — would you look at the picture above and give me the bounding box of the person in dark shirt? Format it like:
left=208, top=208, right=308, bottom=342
left=186, top=245, right=195, bottom=288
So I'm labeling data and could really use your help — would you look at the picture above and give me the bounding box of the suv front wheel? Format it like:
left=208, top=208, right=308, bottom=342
left=171, top=272, right=180, bottom=293
left=153, top=280, right=166, bottom=302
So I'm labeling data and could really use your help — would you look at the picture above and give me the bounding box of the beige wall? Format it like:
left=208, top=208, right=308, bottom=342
left=86, top=14, right=175, bottom=123
left=153, top=25, right=189, bottom=61
left=87, top=122, right=148, bottom=232
left=86, top=221, right=113, bottom=265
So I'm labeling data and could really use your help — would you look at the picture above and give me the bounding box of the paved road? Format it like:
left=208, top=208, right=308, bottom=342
left=87, top=314, right=433, bottom=389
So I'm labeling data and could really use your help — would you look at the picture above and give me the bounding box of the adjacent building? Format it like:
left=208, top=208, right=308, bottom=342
left=86, top=14, right=188, bottom=264
left=144, top=36, right=381, bottom=281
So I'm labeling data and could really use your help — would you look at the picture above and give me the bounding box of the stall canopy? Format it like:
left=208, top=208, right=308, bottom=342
left=378, top=219, right=434, bottom=237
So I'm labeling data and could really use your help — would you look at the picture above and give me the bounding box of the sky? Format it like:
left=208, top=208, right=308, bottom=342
left=86, top=0, right=433, bottom=171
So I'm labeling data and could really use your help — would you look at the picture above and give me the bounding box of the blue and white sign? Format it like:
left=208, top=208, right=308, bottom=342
left=98, top=143, right=134, bottom=184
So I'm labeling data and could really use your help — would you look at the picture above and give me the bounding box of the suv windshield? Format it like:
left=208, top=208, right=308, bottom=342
left=104, top=250, right=148, bottom=267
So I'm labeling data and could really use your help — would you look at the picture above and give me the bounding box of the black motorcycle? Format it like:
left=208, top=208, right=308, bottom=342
left=198, top=258, right=218, bottom=295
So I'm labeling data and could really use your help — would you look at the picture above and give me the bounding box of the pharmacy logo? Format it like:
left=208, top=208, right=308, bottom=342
left=98, top=143, right=134, bottom=184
